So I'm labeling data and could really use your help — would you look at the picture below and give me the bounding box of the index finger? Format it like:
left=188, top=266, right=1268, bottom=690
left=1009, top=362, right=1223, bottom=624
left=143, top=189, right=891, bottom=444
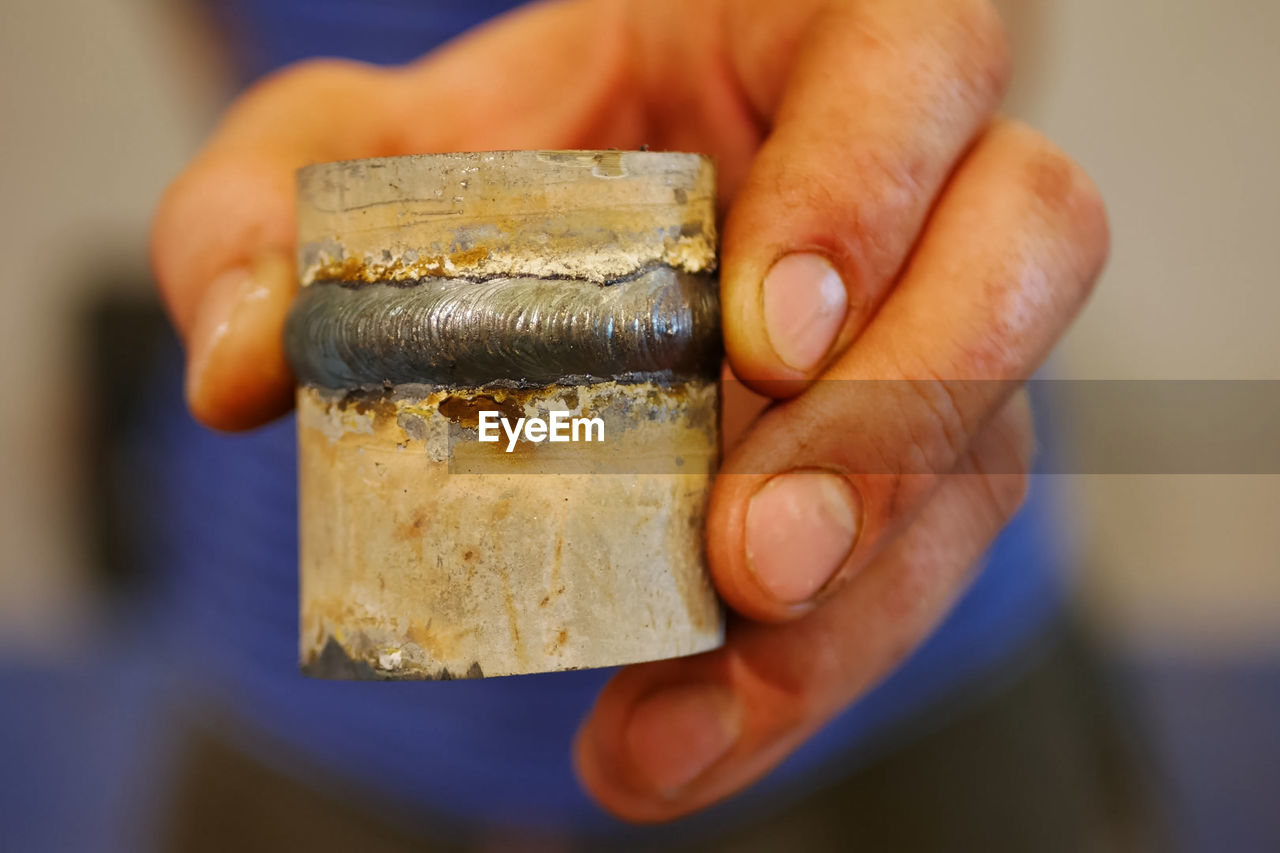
left=150, top=0, right=641, bottom=428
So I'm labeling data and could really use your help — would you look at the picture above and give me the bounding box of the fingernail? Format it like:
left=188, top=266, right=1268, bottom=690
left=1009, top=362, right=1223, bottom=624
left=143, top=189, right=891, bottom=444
left=625, top=683, right=740, bottom=798
left=183, top=251, right=294, bottom=425
left=746, top=470, right=860, bottom=605
left=761, top=253, right=847, bottom=371
left=185, top=264, right=254, bottom=404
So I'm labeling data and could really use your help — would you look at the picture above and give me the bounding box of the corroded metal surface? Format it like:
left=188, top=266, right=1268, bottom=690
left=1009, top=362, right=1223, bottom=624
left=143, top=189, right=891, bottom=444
left=291, top=150, right=724, bottom=679
left=296, top=150, right=716, bottom=285
left=297, top=381, right=721, bottom=679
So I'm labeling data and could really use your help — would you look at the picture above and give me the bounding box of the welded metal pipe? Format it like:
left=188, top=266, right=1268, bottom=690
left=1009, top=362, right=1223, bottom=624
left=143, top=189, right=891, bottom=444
left=287, top=150, right=724, bottom=679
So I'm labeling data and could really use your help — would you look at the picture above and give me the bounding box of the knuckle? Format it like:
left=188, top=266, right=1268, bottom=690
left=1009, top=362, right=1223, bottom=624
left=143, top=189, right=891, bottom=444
left=148, top=166, right=212, bottom=296
left=849, top=141, right=927, bottom=225
left=231, top=58, right=399, bottom=152
left=901, top=375, right=973, bottom=472
left=792, top=141, right=922, bottom=294
left=1010, top=467, right=1032, bottom=514
left=857, top=376, right=970, bottom=518
left=1026, top=139, right=1096, bottom=222
left=837, top=158, right=916, bottom=291
left=1006, top=123, right=1111, bottom=273
left=985, top=467, right=1031, bottom=524
left=250, top=56, right=379, bottom=103
left=977, top=397, right=1034, bottom=519
left=750, top=142, right=907, bottom=295
left=742, top=618, right=856, bottom=730
left=943, top=0, right=1012, bottom=102
left=149, top=153, right=293, bottom=331
left=991, top=449, right=1032, bottom=518
left=874, top=552, right=942, bottom=644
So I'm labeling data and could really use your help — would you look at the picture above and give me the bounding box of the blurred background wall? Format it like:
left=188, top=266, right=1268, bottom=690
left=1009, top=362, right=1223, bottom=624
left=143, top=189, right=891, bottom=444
left=0, top=0, right=228, bottom=646
left=1010, top=0, right=1280, bottom=658
left=0, top=0, right=1276, bottom=846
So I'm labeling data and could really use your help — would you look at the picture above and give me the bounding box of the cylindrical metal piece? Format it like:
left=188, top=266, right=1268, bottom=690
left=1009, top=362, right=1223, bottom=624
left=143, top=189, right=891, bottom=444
left=288, top=151, right=724, bottom=679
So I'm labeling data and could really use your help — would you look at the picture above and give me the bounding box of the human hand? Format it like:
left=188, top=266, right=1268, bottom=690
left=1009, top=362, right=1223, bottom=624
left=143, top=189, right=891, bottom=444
left=151, top=0, right=1107, bottom=822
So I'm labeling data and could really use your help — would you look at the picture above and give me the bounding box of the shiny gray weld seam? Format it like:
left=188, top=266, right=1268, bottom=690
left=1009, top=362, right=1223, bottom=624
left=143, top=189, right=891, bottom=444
left=285, top=266, right=722, bottom=389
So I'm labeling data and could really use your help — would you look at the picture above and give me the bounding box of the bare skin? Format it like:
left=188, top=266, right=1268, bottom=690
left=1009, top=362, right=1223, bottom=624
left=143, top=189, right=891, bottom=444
left=151, top=0, right=1108, bottom=823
